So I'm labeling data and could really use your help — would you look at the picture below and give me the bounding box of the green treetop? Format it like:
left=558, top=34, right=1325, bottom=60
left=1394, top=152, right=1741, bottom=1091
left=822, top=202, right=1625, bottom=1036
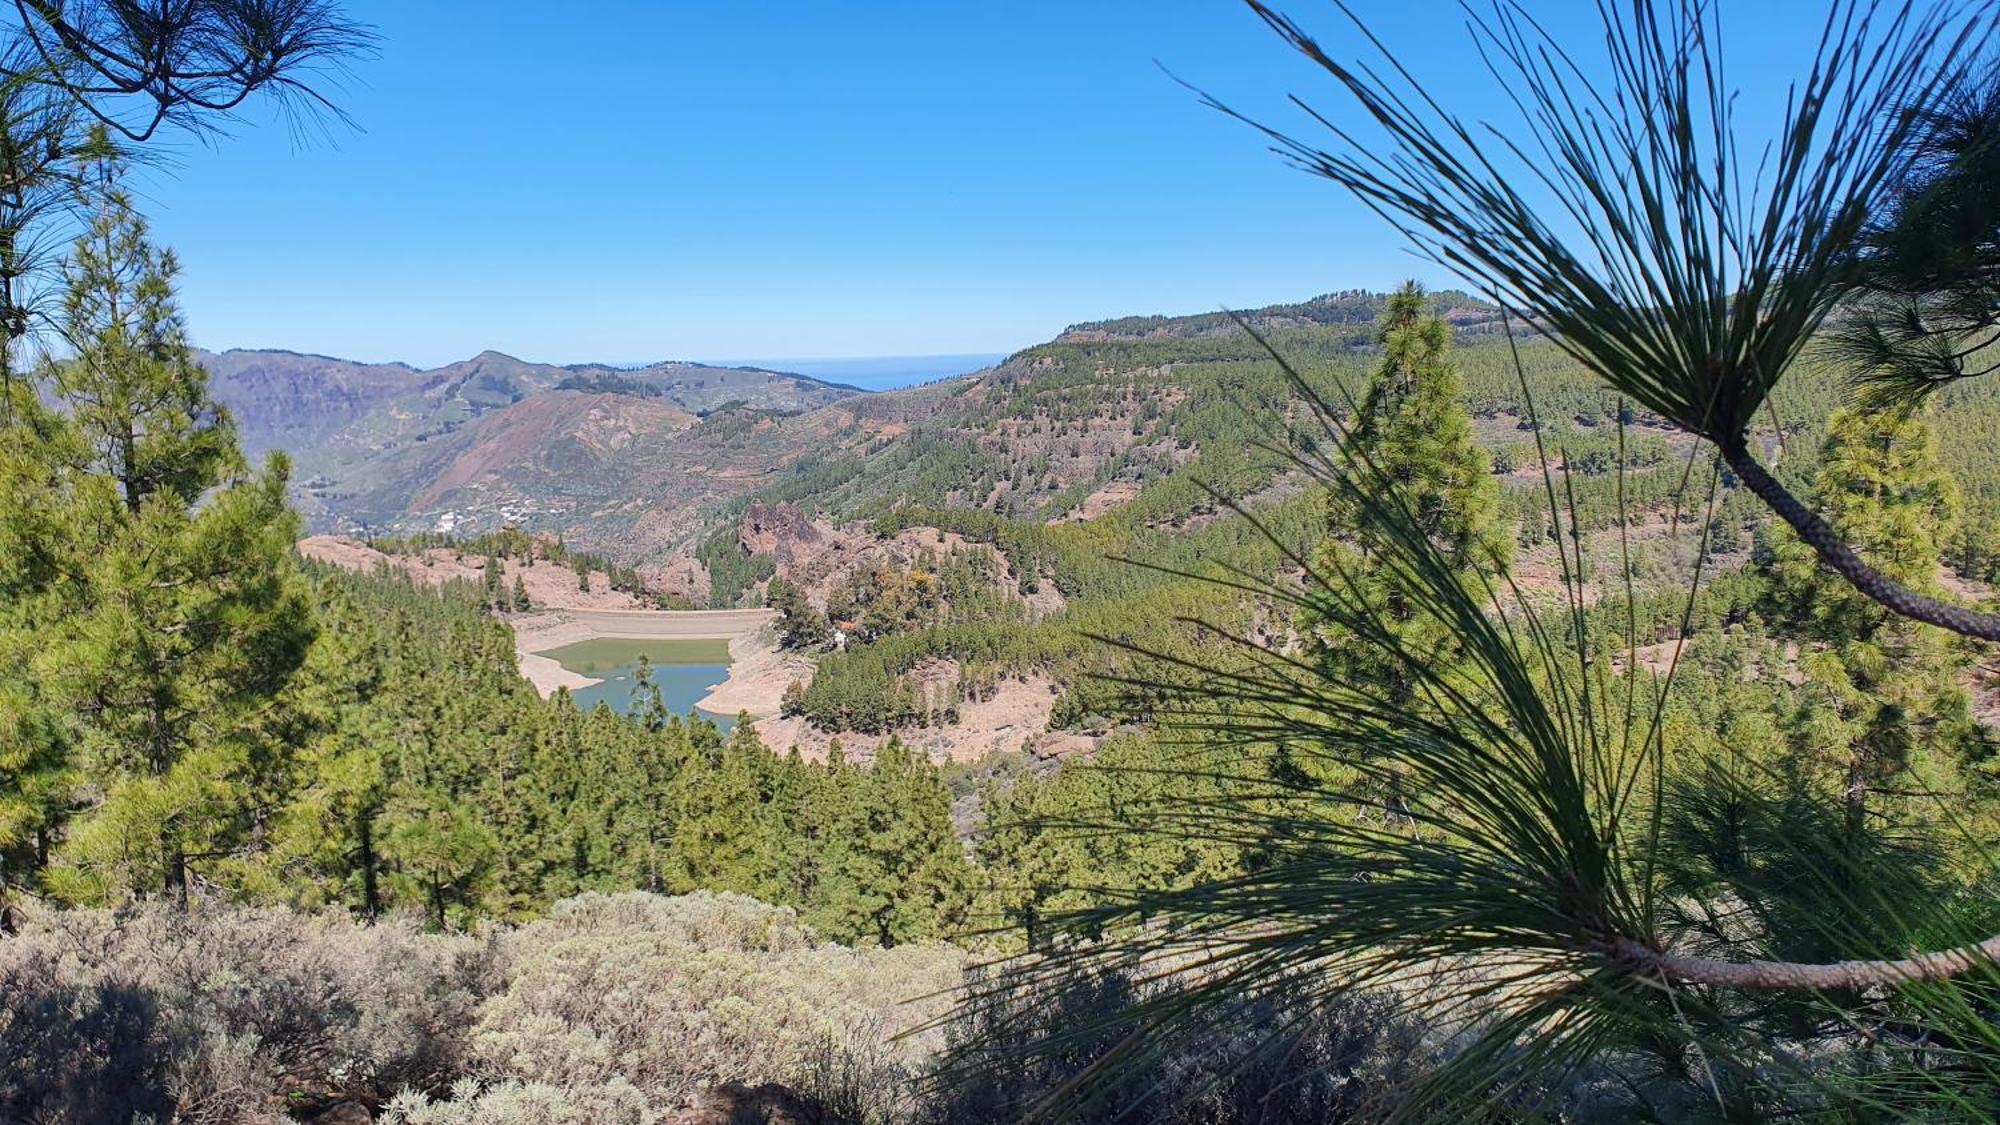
left=12, top=142, right=313, bottom=906
left=1767, top=406, right=1979, bottom=841
left=1769, top=406, right=1962, bottom=641
left=808, top=738, right=969, bottom=946
left=1313, top=281, right=1509, bottom=695
left=668, top=723, right=789, bottom=901
left=768, top=576, right=832, bottom=649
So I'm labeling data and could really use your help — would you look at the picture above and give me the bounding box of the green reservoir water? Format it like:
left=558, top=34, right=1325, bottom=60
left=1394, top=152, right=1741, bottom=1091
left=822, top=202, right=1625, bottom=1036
left=539, top=637, right=734, bottom=731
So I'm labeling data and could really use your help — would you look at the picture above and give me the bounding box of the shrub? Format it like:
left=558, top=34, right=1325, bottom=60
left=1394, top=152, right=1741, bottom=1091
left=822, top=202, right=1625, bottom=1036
left=0, top=900, right=488, bottom=1123
left=405, top=892, right=963, bottom=1122
left=0, top=891, right=1465, bottom=1123
left=380, top=1077, right=653, bottom=1125
left=928, top=957, right=1436, bottom=1124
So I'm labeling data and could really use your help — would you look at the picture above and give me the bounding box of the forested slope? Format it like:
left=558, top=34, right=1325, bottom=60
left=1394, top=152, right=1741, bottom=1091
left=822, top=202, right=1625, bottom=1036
left=8, top=167, right=1999, bottom=1125
left=698, top=291, right=2000, bottom=763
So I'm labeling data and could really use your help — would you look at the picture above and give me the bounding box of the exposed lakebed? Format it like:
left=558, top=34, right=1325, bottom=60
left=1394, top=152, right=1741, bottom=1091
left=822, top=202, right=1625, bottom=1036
left=538, top=636, right=735, bottom=730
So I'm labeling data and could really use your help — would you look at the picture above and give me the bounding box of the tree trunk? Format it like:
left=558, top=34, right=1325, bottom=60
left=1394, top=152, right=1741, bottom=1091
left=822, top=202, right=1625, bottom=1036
left=0, top=866, right=16, bottom=936
left=167, top=847, right=187, bottom=910
left=357, top=814, right=380, bottom=919
left=1845, top=752, right=1868, bottom=842
left=0, top=220, right=17, bottom=387
left=121, top=419, right=140, bottom=513
left=1609, top=933, right=2000, bottom=991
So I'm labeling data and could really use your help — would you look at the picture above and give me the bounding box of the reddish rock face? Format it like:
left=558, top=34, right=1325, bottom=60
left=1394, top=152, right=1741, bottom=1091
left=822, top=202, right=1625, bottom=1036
left=738, top=502, right=824, bottom=568
left=645, top=555, right=712, bottom=604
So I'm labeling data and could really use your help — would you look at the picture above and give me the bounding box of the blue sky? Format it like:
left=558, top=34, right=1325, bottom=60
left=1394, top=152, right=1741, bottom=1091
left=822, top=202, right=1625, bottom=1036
left=133, top=1, right=1826, bottom=368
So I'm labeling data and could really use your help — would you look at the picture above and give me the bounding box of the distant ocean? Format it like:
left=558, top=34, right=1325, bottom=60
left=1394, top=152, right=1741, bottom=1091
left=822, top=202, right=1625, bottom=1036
left=707, top=353, right=1010, bottom=392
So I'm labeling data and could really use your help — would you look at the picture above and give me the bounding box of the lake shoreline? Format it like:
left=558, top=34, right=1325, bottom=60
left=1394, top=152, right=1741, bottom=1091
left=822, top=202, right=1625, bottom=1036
left=697, top=630, right=816, bottom=721
left=519, top=650, right=602, bottom=696
left=508, top=607, right=778, bottom=701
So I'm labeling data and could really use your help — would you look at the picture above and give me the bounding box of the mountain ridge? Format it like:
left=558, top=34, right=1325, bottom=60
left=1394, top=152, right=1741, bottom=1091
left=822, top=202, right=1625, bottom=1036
left=194, top=290, right=1562, bottom=566
left=224, top=288, right=2000, bottom=607
left=204, top=344, right=883, bottom=541
left=202, top=345, right=856, bottom=384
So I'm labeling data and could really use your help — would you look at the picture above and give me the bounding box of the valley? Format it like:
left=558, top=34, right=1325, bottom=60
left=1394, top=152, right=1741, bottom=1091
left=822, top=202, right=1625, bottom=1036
left=536, top=638, right=731, bottom=725
left=209, top=348, right=870, bottom=560
left=263, top=290, right=2000, bottom=773
left=513, top=611, right=782, bottom=728
left=11, top=3, right=2000, bottom=1120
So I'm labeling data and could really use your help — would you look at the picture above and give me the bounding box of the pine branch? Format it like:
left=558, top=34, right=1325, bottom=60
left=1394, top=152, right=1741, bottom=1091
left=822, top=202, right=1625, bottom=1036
left=1608, top=933, right=2000, bottom=991
left=1718, top=433, right=2000, bottom=641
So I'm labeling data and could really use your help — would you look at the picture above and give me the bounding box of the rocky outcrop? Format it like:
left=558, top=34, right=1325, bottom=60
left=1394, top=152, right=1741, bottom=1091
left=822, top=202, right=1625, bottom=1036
left=739, top=502, right=826, bottom=570
left=646, top=555, right=711, bottom=604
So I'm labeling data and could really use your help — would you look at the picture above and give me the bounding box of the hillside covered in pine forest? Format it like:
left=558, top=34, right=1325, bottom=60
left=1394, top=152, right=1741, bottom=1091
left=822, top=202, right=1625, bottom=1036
left=7, top=1, right=2000, bottom=1123
left=649, top=289, right=2000, bottom=766
left=254, top=286, right=2000, bottom=767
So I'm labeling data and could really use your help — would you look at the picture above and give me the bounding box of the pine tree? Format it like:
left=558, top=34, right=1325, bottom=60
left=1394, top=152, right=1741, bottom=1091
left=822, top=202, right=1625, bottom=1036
left=668, top=723, right=786, bottom=899
left=0, top=381, right=89, bottom=912
left=623, top=715, right=695, bottom=891
left=1767, top=407, right=1977, bottom=840
left=1769, top=407, right=1963, bottom=639
left=21, top=142, right=313, bottom=905
left=763, top=746, right=818, bottom=905
left=808, top=738, right=968, bottom=945
left=245, top=575, right=392, bottom=915
left=629, top=657, right=668, bottom=731
left=1301, top=283, right=1509, bottom=817
left=378, top=787, right=498, bottom=930
left=769, top=576, right=832, bottom=649
left=1312, top=281, right=1508, bottom=695
left=482, top=551, right=503, bottom=608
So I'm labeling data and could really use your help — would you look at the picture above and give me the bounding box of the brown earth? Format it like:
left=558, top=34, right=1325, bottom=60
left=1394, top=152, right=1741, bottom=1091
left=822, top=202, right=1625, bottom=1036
left=751, top=671, right=1079, bottom=765
left=539, top=607, right=776, bottom=639
left=516, top=650, right=599, bottom=696
left=670, top=1081, right=822, bottom=1125
left=297, top=535, right=653, bottom=611
left=694, top=627, right=815, bottom=720
left=646, top=555, right=711, bottom=603
left=1062, top=478, right=1141, bottom=522
left=715, top=505, right=1086, bottom=758
left=406, top=392, right=699, bottom=511
left=728, top=503, right=1060, bottom=619
left=1974, top=661, right=2000, bottom=730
